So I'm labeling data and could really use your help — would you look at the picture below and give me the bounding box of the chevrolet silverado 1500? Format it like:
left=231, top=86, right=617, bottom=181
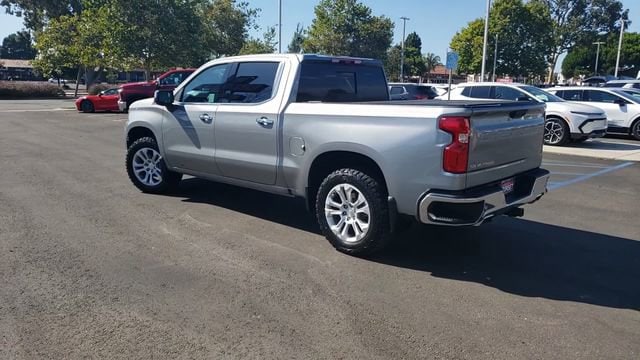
left=124, top=54, right=550, bottom=255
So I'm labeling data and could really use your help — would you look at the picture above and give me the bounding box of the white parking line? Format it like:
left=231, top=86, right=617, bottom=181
left=542, top=163, right=608, bottom=169
left=0, top=108, right=75, bottom=113
left=548, top=162, right=634, bottom=191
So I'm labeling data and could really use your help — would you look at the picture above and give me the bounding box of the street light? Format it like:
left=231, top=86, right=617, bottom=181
left=614, top=19, right=628, bottom=78
left=278, top=0, right=282, bottom=53
left=480, top=0, right=491, bottom=81
left=593, top=41, right=605, bottom=75
left=399, top=16, right=410, bottom=82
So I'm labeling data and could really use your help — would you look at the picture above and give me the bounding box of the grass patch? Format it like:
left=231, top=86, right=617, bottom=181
left=0, top=81, right=66, bottom=99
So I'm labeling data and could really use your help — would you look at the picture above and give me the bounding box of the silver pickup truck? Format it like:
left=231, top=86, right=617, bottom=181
left=125, top=54, right=550, bottom=255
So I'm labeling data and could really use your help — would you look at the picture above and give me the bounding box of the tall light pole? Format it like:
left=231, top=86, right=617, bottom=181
left=278, top=0, right=282, bottom=53
left=480, top=0, right=491, bottom=81
left=492, top=34, right=498, bottom=82
left=400, top=16, right=410, bottom=82
left=614, top=19, right=627, bottom=78
left=593, top=41, right=605, bottom=75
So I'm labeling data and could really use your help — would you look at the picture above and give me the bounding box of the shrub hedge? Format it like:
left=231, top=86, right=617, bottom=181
left=0, top=81, right=66, bottom=99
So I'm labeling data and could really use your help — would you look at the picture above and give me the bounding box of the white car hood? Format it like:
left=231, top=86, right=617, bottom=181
left=546, top=101, right=604, bottom=115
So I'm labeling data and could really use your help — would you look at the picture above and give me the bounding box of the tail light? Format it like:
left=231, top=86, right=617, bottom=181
left=439, top=116, right=470, bottom=173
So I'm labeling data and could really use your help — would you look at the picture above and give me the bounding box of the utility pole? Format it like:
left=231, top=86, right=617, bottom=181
left=278, top=0, right=282, bottom=53
left=400, top=16, right=410, bottom=82
left=480, top=0, right=491, bottom=81
left=614, top=19, right=627, bottom=78
left=593, top=41, right=605, bottom=75
left=492, top=34, right=498, bottom=82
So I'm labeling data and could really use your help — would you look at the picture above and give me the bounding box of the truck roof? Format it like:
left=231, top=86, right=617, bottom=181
left=202, top=53, right=382, bottom=67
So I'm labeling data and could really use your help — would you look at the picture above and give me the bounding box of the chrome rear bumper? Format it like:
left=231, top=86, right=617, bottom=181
left=418, top=169, right=550, bottom=226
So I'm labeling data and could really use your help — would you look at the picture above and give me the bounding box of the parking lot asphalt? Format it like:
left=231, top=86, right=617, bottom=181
left=1, top=100, right=639, bottom=359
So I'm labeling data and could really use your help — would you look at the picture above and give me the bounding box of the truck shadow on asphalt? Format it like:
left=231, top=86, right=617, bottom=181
left=173, top=178, right=640, bottom=311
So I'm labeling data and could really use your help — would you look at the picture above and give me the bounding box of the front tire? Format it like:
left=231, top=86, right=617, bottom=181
left=630, top=120, right=640, bottom=141
left=544, top=118, right=569, bottom=146
left=80, top=100, right=95, bottom=113
left=126, top=137, right=181, bottom=194
left=315, top=169, right=391, bottom=255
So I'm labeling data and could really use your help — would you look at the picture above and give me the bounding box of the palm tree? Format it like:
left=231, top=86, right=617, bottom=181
left=423, top=53, right=442, bottom=82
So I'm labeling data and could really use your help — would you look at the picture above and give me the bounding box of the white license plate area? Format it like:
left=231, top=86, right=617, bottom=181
left=500, top=178, right=515, bottom=194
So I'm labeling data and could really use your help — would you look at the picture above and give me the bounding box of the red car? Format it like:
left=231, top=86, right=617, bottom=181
left=75, top=88, right=120, bottom=113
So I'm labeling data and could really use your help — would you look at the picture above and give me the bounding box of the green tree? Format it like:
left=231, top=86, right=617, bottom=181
left=450, top=19, right=484, bottom=75
left=239, top=26, right=276, bottom=55
left=403, top=32, right=425, bottom=78
left=563, top=32, right=640, bottom=78
left=530, top=0, right=628, bottom=82
left=450, top=0, right=551, bottom=80
left=383, top=44, right=401, bottom=81
left=303, top=0, right=393, bottom=60
left=1, top=30, right=36, bottom=59
left=423, top=52, right=441, bottom=81
left=288, top=23, right=306, bottom=53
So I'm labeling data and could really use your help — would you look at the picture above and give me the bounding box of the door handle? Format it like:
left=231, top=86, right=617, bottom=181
left=256, top=117, right=274, bottom=127
left=199, top=113, right=213, bottom=123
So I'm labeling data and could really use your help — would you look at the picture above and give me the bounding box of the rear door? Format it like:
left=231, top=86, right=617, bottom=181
left=465, top=103, right=546, bottom=187
left=213, top=61, right=285, bottom=185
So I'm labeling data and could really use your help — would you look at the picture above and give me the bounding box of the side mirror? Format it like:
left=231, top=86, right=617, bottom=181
left=614, top=98, right=628, bottom=106
left=154, top=90, right=174, bottom=106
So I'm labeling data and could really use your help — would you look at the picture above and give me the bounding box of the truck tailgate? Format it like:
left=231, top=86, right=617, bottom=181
left=466, top=103, right=545, bottom=188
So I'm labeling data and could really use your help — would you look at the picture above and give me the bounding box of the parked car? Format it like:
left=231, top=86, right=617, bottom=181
left=48, top=78, right=69, bottom=84
left=75, top=88, right=120, bottom=113
left=117, top=68, right=196, bottom=112
left=124, top=54, right=550, bottom=255
left=548, top=86, right=640, bottom=140
left=438, top=82, right=607, bottom=145
left=388, top=83, right=439, bottom=100
left=603, top=79, right=640, bottom=90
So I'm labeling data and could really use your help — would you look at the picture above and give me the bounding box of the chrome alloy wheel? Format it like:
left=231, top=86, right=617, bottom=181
left=544, top=120, right=565, bottom=145
left=324, top=184, right=371, bottom=243
left=132, top=147, right=163, bottom=186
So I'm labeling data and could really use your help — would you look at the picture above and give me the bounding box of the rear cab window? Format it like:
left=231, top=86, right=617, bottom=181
left=296, top=61, right=389, bottom=102
left=469, top=86, right=492, bottom=99
left=390, top=86, right=404, bottom=95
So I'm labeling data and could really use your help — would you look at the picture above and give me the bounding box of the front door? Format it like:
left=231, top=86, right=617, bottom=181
left=214, top=61, right=283, bottom=185
left=583, top=90, right=630, bottom=128
left=161, top=63, right=232, bottom=175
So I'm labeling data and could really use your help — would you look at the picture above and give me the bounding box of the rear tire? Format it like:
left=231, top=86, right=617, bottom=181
left=126, top=137, right=181, bottom=194
left=80, top=100, right=94, bottom=113
left=544, top=118, right=569, bottom=146
left=630, top=119, right=640, bottom=141
left=315, top=168, right=391, bottom=255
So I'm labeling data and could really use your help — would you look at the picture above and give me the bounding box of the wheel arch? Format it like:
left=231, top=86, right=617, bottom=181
left=306, top=150, right=388, bottom=211
left=126, top=125, right=157, bottom=149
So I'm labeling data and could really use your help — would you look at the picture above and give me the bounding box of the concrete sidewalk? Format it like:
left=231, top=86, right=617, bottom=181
left=543, top=138, right=640, bottom=161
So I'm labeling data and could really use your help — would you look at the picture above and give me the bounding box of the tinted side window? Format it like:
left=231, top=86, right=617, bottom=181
left=603, top=83, right=622, bottom=88
left=461, top=87, right=471, bottom=97
left=160, top=72, right=188, bottom=86
left=414, top=86, right=438, bottom=98
left=632, top=84, right=640, bottom=89
left=561, top=90, right=582, bottom=101
left=470, top=86, right=492, bottom=99
left=296, top=62, right=388, bottom=102
left=182, top=64, right=231, bottom=103
left=493, top=86, right=525, bottom=100
left=220, top=62, right=279, bottom=104
left=390, top=86, right=404, bottom=95
left=584, top=90, right=618, bottom=103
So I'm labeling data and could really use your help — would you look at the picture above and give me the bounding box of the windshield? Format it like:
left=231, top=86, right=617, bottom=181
left=622, top=90, right=640, bottom=100
left=614, top=90, right=640, bottom=104
left=518, top=85, right=564, bottom=102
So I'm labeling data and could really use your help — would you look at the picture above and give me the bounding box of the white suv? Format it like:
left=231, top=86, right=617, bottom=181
left=439, top=83, right=607, bottom=145
left=548, top=87, right=640, bottom=140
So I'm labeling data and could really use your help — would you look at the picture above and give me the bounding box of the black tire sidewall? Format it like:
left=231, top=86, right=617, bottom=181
left=631, top=120, right=640, bottom=141
left=81, top=100, right=94, bottom=113
left=126, top=137, right=177, bottom=194
left=544, top=118, right=569, bottom=146
left=315, top=169, right=389, bottom=254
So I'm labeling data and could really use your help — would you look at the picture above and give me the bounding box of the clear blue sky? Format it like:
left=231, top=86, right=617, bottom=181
left=1, top=0, right=638, bottom=70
